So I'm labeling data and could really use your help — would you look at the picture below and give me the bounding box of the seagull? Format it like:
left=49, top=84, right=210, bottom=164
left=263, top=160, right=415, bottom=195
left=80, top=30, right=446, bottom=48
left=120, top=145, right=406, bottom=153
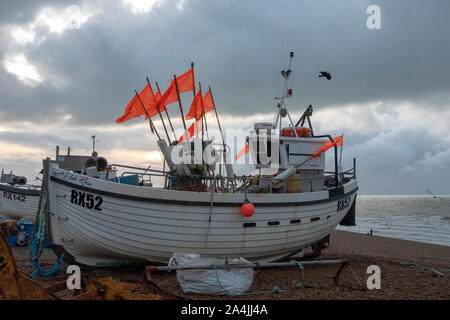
left=319, top=71, right=331, bottom=80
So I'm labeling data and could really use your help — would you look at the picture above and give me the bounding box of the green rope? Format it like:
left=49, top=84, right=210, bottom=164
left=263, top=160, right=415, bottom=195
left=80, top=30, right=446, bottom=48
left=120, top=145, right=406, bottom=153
left=290, top=260, right=316, bottom=288
left=29, top=190, right=64, bottom=278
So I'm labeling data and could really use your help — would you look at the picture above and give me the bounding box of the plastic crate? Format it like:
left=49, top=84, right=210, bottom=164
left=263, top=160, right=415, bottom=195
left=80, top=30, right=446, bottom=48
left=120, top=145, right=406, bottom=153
left=6, top=236, right=16, bottom=247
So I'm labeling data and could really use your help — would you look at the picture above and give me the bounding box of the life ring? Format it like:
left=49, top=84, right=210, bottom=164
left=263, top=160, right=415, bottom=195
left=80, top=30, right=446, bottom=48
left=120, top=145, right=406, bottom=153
left=280, top=127, right=311, bottom=137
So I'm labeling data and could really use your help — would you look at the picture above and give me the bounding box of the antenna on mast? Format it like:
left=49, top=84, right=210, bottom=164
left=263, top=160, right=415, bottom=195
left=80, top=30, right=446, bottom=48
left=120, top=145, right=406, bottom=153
left=273, top=51, right=298, bottom=135
left=91, top=135, right=97, bottom=157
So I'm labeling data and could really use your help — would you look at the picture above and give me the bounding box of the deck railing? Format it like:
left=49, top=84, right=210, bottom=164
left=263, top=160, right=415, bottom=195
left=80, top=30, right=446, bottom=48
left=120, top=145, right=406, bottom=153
left=106, top=160, right=357, bottom=194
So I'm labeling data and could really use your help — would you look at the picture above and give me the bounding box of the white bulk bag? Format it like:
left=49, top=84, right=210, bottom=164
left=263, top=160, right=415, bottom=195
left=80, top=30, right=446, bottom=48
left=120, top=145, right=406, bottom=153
left=169, top=253, right=254, bottom=295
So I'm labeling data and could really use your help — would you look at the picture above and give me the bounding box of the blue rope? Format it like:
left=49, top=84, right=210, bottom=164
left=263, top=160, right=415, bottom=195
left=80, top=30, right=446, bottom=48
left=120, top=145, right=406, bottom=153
left=28, top=193, right=64, bottom=278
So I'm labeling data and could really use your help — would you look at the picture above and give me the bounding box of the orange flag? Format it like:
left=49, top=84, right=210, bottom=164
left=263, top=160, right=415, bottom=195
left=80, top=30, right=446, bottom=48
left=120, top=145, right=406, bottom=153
left=186, top=88, right=204, bottom=120
left=116, top=88, right=148, bottom=124
left=235, top=143, right=250, bottom=160
left=159, top=67, right=195, bottom=107
left=116, top=84, right=166, bottom=124
left=155, top=88, right=162, bottom=105
left=175, top=66, right=195, bottom=92
left=178, top=119, right=202, bottom=143
left=202, top=89, right=215, bottom=114
left=142, top=83, right=166, bottom=119
left=116, top=95, right=141, bottom=123
left=313, top=134, right=343, bottom=158
left=186, top=88, right=216, bottom=120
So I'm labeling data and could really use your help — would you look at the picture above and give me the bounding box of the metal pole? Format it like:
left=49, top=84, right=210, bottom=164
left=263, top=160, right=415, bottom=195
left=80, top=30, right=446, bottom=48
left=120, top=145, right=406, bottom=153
left=135, top=90, right=161, bottom=140
left=173, top=74, right=190, bottom=144
left=147, top=77, right=170, bottom=142
left=199, top=83, right=209, bottom=138
left=191, top=62, right=195, bottom=97
left=208, top=86, right=227, bottom=177
left=156, top=81, right=177, bottom=142
left=147, top=259, right=349, bottom=272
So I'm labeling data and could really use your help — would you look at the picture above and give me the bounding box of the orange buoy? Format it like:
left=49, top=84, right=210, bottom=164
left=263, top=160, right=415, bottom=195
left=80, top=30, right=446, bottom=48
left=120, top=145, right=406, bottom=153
left=241, top=199, right=255, bottom=217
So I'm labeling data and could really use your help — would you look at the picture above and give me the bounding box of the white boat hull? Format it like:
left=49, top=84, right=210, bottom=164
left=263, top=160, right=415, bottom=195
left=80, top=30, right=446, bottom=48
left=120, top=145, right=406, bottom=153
left=0, top=184, right=40, bottom=220
left=47, top=165, right=358, bottom=266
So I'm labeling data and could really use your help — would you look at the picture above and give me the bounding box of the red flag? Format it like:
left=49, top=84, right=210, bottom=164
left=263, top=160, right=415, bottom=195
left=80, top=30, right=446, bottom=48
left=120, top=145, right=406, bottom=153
left=175, top=67, right=195, bottom=93
left=116, top=92, right=145, bottom=124
left=186, top=89, right=204, bottom=120
left=159, top=67, right=195, bottom=107
left=155, top=88, right=162, bottom=105
left=178, top=119, right=202, bottom=143
left=159, top=82, right=178, bottom=107
left=141, top=83, right=166, bottom=119
left=235, top=143, right=250, bottom=160
left=313, top=134, right=343, bottom=158
left=116, top=84, right=166, bottom=124
left=202, top=89, right=215, bottom=114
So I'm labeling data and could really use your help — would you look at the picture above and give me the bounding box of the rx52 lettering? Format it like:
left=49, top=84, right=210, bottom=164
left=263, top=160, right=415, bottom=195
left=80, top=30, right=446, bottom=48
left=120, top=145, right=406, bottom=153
left=70, top=190, right=103, bottom=211
left=337, top=196, right=351, bottom=212
left=3, top=191, right=26, bottom=202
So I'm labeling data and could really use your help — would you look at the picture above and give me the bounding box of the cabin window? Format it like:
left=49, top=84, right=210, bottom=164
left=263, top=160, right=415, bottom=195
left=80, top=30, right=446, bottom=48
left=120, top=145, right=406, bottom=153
left=243, top=222, right=256, bottom=228
left=310, top=217, right=320, bottom=222
left=290, top=219, right=301, bottom=224
left=267, top=221, right=280, bottom=226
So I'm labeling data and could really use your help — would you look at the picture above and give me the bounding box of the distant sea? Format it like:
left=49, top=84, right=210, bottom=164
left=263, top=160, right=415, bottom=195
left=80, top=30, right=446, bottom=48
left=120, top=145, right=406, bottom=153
left=337, top=195, right=450, bottom=247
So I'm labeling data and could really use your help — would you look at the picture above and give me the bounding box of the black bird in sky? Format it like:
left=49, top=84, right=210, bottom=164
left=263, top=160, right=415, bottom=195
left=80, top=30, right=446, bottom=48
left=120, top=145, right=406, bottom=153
left=318, top=71, right=331, bottom=80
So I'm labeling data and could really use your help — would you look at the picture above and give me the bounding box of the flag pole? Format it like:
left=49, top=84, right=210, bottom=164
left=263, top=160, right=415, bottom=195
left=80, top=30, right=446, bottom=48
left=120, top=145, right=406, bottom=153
left=198, top=82, right=205, bottom=143
left=147, top=77, right=170, bottom=142
left=208, top=86, right=225, bottom=146
left=156, top=81, right=177, bottom=142
left=191, top=62, right=195, bottom=97
left=199, top=83, right=209, bottom=139
left=173, top=74, right=190, bottom=144
left=208, top=86, right=226, bottom=177
left=135, top=90, right=161, bottom=140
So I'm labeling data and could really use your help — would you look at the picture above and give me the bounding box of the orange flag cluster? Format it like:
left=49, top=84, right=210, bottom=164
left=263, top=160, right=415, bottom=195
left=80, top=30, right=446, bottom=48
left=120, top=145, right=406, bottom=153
left=116, top=66, right=217, bottom=144
left=116, top=67, right=195, bottom=124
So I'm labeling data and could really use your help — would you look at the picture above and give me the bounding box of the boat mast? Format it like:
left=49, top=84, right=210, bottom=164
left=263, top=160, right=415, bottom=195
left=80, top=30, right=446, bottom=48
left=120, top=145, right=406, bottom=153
left=273, top=51, right=298, bottom=136
left=91, top=135, right=97, bottom=156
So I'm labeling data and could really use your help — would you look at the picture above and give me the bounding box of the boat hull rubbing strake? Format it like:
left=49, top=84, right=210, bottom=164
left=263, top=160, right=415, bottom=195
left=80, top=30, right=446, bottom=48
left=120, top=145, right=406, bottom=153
left=46, top=164, right=358, bottom=267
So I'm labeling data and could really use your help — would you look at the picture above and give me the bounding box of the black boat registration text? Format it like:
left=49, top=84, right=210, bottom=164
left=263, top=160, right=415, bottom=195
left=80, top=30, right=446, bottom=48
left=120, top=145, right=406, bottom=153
left=70, top=190, right=103, bottom=211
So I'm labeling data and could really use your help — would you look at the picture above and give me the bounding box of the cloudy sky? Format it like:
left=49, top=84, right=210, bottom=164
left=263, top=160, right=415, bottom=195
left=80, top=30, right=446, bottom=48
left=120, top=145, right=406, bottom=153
left=0, top=0, right=449, bottom=194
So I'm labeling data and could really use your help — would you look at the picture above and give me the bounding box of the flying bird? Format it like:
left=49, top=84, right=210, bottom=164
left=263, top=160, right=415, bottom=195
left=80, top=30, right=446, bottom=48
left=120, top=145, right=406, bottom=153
left=318, top=71, right=331, bottom=80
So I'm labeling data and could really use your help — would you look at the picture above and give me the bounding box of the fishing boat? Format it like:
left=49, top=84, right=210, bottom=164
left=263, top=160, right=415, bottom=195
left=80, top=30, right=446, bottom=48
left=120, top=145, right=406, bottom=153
left=43, top=52, right=358, bottom=266
left=0, top=170, right=40, bottom=220
left=1, top=143, right=102, bottom=221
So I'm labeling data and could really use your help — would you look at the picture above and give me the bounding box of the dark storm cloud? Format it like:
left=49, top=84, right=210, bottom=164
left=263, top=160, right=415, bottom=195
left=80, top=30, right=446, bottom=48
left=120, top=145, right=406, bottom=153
left=0, top=0, right=449, bottom=125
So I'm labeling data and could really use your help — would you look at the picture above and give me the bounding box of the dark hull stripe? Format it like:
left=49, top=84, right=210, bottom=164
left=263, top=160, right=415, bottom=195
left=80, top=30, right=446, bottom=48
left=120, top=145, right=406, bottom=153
left=0, top=184, right=41, bottom=196
left=50, top=176, right=358, bottom=207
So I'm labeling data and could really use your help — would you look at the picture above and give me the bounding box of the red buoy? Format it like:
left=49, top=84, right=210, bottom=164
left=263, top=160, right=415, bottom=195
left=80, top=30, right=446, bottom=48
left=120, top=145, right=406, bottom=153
left=241, top=199, right=255, bottom=217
